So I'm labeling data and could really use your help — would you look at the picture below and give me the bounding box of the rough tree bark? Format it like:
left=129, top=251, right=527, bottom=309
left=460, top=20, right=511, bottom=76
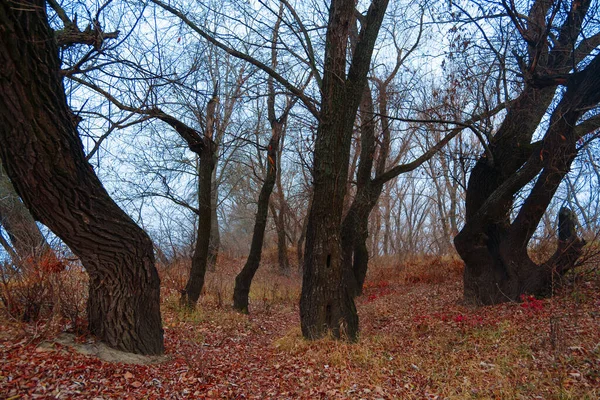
left=300, top=0, right=389, bottom=340
left=0, top=0, right=163, bottom=354
left=454, top=0, right=599, bottom=305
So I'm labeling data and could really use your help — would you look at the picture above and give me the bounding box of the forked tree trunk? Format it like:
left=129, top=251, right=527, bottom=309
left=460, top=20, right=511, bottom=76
left=455, top=52, right=600, bottom=304
left=453, top=0, right=599, bottom=305
left=341, top=75, right=395, bottom=297
left=0, top=1, right=163, bottom=354
left=300, top=0, right=389, bottom=341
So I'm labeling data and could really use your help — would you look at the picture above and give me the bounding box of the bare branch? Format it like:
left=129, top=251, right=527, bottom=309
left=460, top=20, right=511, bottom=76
left=372, top=101, right=509, bottom=186
left=150, top=0, right=320, bottom=119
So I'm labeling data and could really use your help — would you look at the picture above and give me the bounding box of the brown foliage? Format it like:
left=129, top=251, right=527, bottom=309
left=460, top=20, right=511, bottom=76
left=0, top=253, right=87, bottom=331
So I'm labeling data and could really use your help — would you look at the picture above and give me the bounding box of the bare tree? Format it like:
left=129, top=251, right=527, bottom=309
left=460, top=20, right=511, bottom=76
left=453, top=0, right=600, bottom=304
left=233, top=5, right=301, bottom=312
left=0, top=165, right=51, bottom=266
left=0, top=0, right=163, bottom=354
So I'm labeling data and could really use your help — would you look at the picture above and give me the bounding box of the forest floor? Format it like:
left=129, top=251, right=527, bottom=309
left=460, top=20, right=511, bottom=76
left=1, top=255, right=599, bottom=399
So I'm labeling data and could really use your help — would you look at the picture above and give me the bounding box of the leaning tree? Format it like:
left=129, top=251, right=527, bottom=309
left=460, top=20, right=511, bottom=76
left=0, top=0, right=164, bottom=354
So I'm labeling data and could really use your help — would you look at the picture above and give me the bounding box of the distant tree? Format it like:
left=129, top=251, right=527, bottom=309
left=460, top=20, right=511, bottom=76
left=0, top=0, right=163, bottom=354
left=68, top=21, right=250, bottom=307
left=0, top=165, right=51, bottom=267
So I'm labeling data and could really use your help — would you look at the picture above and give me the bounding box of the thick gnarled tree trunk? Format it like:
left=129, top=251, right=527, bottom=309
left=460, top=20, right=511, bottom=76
left=0, top=0, right=163, bottom=355
left=454, top=0, right=599, bottom=305
left=455, top=52, right=600, bottom=304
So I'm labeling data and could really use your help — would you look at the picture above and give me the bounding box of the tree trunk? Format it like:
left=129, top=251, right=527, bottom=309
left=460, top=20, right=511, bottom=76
left=267, top=113, right=290, bottom=275
left=181, top=140, right=215, bottom=307
left=296, top=197, right=310, bottom=269
left=454, top=0, right=599, bottom=304
left=456, top=52, right=600, bottom=304
left=300, top=0, right=389, bottom=340
left=340, top=84, right=384, bottom=296
left=270, top=198, right=290, bottom=275
left=233, top=5, right=292, bottom=311
left=0, top=1, right=163, bottom=354
left=0, top=164, right=50, bottom=264
left=274, top=155, right=290, bottom=273
left=341, top=189, right=380, bottom=296
left=276, top=211, right=289, bottom=274
left=233, top=135, right=279, bottom=313
left=207, top=172, right=220, bottom=272
left=340, top=74, right=397, bottom=297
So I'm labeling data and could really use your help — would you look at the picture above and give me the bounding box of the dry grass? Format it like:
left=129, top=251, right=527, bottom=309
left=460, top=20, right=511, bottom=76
left=268, top=263, right=600, bottom=399
left=2, top=253, right=599, bottom=398
left=0, top=255, right=87, bottom=334
left=368, top=254, right=464, bottom=285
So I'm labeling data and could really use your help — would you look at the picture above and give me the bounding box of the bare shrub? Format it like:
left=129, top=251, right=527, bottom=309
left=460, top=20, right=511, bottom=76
left=0, top=253, right=87, bottom=333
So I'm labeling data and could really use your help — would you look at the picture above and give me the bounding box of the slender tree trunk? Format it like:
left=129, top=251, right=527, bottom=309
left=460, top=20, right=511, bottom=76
left=0, top=164, right=50, bottom=263
left=382, top=194, right=392, bottom=255
left=297, top=197, right=310, bottom=269
left=233, top=5, right=292, bottom=311
left=233, top=135, right=279, bottom=313
left=276, top=212, right=289, bottom=274
left=207, top=172, right=220, bottom=272
left=341, top=188, right=380, bottom=296
left=340, top=71, right=399, bottom=297
left=0, top=1, right=163, bottom=354
left=340, top=85, right=384, bottom=296
left=274, top=159, right=290, bottom=273
left=179, top=85, right=221, bottom=307
left=270, top=198, right=290, bottom=275
left=181, top=141, right=215, bottom=307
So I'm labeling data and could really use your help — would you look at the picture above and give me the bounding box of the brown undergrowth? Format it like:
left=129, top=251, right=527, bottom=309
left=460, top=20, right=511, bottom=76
left=1, top=254, right=598, bottom=399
